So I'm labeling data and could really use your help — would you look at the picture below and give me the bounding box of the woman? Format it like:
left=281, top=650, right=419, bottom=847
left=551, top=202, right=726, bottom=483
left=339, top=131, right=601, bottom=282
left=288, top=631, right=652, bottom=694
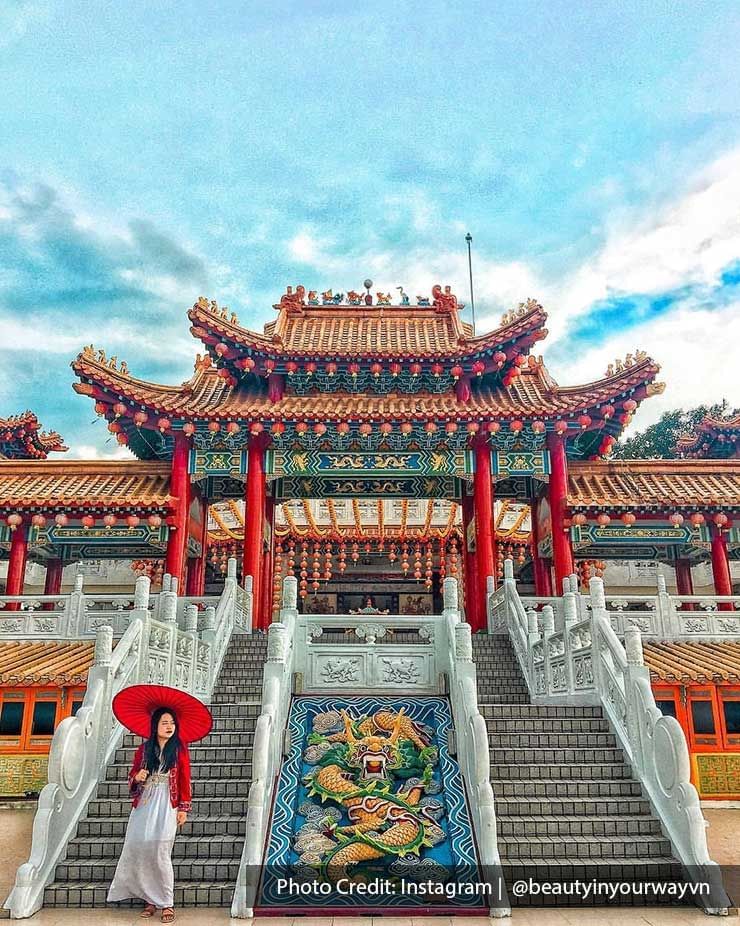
left=108, top=685, right=210, bottom=923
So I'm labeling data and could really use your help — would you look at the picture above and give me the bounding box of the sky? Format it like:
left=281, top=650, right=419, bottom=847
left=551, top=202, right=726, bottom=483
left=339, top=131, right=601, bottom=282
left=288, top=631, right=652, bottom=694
left=1, top=0, right=739, bottom=457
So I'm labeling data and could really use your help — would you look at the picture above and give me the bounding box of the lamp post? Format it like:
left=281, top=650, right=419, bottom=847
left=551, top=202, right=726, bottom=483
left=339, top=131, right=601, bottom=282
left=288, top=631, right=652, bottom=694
left=465, top=232, right=476, bottom=334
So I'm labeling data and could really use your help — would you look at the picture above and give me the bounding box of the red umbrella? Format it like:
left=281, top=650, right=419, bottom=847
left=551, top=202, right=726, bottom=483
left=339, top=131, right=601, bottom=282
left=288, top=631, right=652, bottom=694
left=112, top=684, right=213, bottom=743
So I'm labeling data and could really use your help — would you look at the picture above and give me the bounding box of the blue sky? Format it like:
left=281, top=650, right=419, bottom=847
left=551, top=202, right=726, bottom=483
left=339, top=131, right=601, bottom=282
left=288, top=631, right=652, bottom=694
left=1, top=0, right=739, bottom=456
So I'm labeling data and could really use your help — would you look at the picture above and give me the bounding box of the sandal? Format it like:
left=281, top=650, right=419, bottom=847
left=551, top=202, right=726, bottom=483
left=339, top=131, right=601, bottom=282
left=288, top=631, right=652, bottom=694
left=141, top=905, right=156, bottom=917
left=161, top=909, right=175, bottom=923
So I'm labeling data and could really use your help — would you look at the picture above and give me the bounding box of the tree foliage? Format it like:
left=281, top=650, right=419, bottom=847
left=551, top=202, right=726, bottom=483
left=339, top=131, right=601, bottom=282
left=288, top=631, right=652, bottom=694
left=612, top=401, right=734, bottom=460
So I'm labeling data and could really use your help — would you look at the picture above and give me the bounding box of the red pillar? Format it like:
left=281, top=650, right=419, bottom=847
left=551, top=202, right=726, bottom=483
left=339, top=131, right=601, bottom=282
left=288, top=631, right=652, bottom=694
left=185, top=496, right=208, bottom=596
left=165, top=431, right=192, bottom=592
left=674, top=557, right=694, bottom=611
left=43, top=557, right=64, bottom=610
left=461, top=494, right=480, bottom=630
left=547, top=433, right=574, bottom=594
left=6, top=522, right=28, bottom=609
left=473, top=440, right=496, bottom=624
left=529, top=496, right=553, bottom=596
left=710, top=525, right=734, bottom=610
left=243, top=437, right=266, bottom=628
left=260, top=494, right=275, bottom=627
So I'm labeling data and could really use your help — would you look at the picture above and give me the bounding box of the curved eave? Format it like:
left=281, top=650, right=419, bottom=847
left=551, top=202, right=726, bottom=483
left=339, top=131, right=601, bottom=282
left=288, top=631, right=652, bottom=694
left=676, top=414, right=740, bottom=455
left=0, top=412, right=67, bottom=459
left=187, top=300, right=548, bottom=363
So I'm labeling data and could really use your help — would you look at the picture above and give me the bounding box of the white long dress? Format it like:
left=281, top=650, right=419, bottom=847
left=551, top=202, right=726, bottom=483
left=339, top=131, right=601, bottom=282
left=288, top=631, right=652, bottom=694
left=107, top=770, right=178, bottom=908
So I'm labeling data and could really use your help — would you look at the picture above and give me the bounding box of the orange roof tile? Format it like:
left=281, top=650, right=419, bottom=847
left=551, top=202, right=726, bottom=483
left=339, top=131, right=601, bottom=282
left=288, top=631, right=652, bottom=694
left=0, top=461, right=173, bottom=511
left=567, top=459, right=740, bottom=510
left=0, top=640, right=96, bottom=686
left=644, top=641, right=740, bottom=684
left=187, top=294, right=548, bottom=360
left=73, top=351, right=662, bottom=423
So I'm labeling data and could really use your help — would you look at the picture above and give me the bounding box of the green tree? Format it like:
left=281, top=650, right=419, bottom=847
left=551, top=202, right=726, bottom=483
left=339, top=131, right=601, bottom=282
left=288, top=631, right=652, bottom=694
left=612, top=401, right=733, bottom=460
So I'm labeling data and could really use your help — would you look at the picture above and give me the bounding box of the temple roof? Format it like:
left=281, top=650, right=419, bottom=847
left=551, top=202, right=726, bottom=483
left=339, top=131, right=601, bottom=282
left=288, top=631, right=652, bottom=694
left=644, top=641, right=740, bottom=683
left=0, top=640, right=95, bottom=686
left=676, top=412, right=740, bottom=459
left=567, top=459, right=740, bottom=510
left=0, top=412, right=67, bottom=460
left=73, top=349, right=662, bottom=427
left=0, top=461, right=174, bottom=513
left=187, top=289, right=548, bottom=363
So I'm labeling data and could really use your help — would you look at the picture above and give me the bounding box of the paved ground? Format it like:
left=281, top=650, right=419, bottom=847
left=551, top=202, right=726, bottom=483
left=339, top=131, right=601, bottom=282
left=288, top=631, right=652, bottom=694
left=1, top=803, right=738, bottom=924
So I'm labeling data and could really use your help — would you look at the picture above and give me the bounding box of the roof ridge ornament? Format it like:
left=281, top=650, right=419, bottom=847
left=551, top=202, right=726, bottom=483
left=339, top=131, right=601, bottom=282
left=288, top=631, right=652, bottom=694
left=431, top=284, right=458, bottom=314
left=605, top=349, right=649, bottom=377
left=278, top=285, right=306, bottom=313
left=501, top=297, right=543, bottom=326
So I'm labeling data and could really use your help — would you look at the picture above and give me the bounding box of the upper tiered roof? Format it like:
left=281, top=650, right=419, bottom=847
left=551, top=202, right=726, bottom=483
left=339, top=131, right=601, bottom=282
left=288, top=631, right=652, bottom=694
left=0, top=411, right=67, bottom=460
left=72, top=284, right=665, bottom=458
left=676, top=412, right=740, bottom=459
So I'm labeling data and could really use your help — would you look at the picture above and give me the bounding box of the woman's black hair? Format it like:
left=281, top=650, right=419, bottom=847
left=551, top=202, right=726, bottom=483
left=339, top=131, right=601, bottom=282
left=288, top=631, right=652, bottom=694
left=143, top=707, right=182, bottom=773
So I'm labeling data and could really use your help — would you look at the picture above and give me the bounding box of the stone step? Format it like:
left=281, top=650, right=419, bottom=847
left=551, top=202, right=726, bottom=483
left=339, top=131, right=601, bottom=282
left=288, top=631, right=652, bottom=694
left=96, top=777, right=253, bottom=799
left=85, top=795, right=252, bottom=818
left=497, top=833, right=673, bottom=859
left=114, top=741, right=254, bottom=764
left=208, top=701, right=261, bottom=719
left=53, top=858, right=241, bottom=884
left=121, top=728, right=257, bottom=749
left=496, top=814, right=663, bottom=837
left=77, top=815, right=247, bottom=838
left=65, top=834, right=243, bottom=860
left=211, top=690, right=262, bottom=704
left=492, top=777, right=642, bottom=798
left=479, top=704, right=604, bottom=718
left=488, top=732, right=617, bottom=748
left=44, top=881, right=235, bottom=908
left=489, top=762, right=631, bottom=780
left=495, top=795, right=653, bottom=817
left=485, top=718, right=610, bottom=734
left=107, top=761, right=251, bottom=781
left=489, top=747, right=625, bottom=764
left=480, top=693, right=531, bottom=703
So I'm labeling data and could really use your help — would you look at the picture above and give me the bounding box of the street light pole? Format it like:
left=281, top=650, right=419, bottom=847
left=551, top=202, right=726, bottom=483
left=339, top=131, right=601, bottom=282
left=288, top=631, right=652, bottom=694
left=465, top=232, right=476, bottom=334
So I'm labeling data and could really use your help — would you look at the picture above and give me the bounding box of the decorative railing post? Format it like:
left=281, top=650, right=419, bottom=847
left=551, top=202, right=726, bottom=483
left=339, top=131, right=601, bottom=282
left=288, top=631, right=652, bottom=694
left=68, top=573, right=86, bottom=636
left=281, top=576, right=298, bottom=615
left=184, top=604, right=199, bottom=690
left=443, top=577, right=459, bottom=619
left=160, top=590, right=178, bottom=686
left=541, top=604, right=555, bottom=694
left=588, top=575, right=609, bottom=691
left=655, top=573, right=677, bottom=639
left=562, top=591, right=578, bottom=694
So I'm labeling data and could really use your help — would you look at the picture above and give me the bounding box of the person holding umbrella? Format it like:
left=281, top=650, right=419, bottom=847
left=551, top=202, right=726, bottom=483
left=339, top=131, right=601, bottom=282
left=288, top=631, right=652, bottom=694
left=107, top=684, right=213, bottom=923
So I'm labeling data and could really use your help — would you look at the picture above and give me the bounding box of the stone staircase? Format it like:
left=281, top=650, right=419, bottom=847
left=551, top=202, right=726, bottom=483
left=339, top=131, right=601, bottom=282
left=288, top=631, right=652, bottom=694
left=43, top=633, right=268, bottom=909
left=472, top=634, right=683, bottom=904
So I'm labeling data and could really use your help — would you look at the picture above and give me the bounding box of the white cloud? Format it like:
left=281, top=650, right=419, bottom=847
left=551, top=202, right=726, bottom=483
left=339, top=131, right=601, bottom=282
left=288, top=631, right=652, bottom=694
left=69, top=444, right=135, bottom=460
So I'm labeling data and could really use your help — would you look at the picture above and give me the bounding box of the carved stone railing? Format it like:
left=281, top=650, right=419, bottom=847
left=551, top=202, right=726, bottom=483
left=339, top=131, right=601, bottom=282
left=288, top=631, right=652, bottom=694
left=231, top=577, right=296, bottom=919
left=499, top=560, right=730, bottom=914
left=4, top=559, right=247, bottom=920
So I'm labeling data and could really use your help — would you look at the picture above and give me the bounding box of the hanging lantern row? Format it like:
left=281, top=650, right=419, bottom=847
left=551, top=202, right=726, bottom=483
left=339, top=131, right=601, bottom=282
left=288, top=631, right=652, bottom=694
left=576, top=560, right=606, bottom=587
left=496, top=541, right=529, bottom=578
left=3, top=511, right=165, bottom=531
left=131, top=559, right=165, bottom=587
left=209, top=540, right=239, bottom=575
left=570, top=510, right=732, bottom=529
left=212, top=354, right=513, bottom=380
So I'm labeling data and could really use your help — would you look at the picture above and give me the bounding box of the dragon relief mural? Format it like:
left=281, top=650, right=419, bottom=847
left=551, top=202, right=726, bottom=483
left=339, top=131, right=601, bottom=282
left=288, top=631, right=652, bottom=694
left=298, top=708, right=445, bottom=879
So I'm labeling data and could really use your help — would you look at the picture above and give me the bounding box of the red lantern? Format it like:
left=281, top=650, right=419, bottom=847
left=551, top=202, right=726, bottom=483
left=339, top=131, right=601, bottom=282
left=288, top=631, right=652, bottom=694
left=215, top=342, right=229, bottom=357
left=466, top=422, right=480, bottom=434
left=596, top=513, right=611, bottom=526
left=108, top=421, right=122, bottom=434
left=472, top=360, right=486, bottom=377
left=313, top=422, right=327, bottom=435
left=148, top=514, right=162, bottom=528
left=113, top=402, right=127, bottom=418
left=370, top=362, right=383, bottom=378
left=400, top=422, right=414, bottom=435
left=578, top=414, right=592, bottom=430
left=263, top=359, right=275, bottom=376
left=514, top=354, right=527, bottom=367
left=449, top=364, right=463, bottom=381
left=532, top=420, right=545, bottom=434
left=226, top=422, right=240, bottom=435
left=669, top=512, right=684, bottom=527
left=714, top=513, right=729, bottom=528
left=286, top=361, right=298, bottom=376
left=81, top=515, right=95, bottom=530
left=183, top=422, right=196, bottom=436
left=623, top=399, right=638, bottom=412
left=621, top=513, right=636, bottom=526
left=31, top=513, right=46, bottom=528
left=359, top=422, right=373, bottom=436
left=380, top=422, right=393, bottom=435
left=445, top=421, right=458, bottom=433
left=325, top=361, right=337, bottom=376
left=493, top=351, right=507, bottom=368
left=217, top=368, right=230, bottom=380
left=271, top=422, right=286, bottom=435
left=94, top=401, right=107, bottom=416
left=157, top=417, right=171, bottom=432
left=295, top=422, right=309, bottom=434
left=572, top=513, right=587, bottom=526
left=690, top=512, right=705, bottom=526
left=126, top=515, right=140, bottom=528
left=487, top=421, right=501, bottom=434
left=54, top=513, right=68, bottom=527
left=337, top=421, right=351, bottom=434
left=132, top=411, right=148, bottom=427
left=424, top=421, right=438, bottom=433
left=304, top=361, right=317, bottom=376
left=242, top=357, right=256, bottom=372
left=409, top=362, right=422, bottom=377
left=390, top=361, right=401, bottom=377
left=600, top=404, right=615, bottom=419
left=116, top=433, right=129, bottom=445
left=207, top=421, right=221, bottom=433
left=431, top=363, right=444, bottom=378
left=6, top=513, right=22, bottom=531
left=348, top=362, right=360, bottom=378
left=555, top=420, right=568, bottom=435
left=250, top=422, right=264, bottom=435
left=510, top=419, right=524, bottom=432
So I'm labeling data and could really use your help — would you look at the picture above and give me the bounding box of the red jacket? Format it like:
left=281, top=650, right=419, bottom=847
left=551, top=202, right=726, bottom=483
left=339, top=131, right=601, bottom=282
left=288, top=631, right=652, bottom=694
left=128, top=743, right=192, bottom=812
